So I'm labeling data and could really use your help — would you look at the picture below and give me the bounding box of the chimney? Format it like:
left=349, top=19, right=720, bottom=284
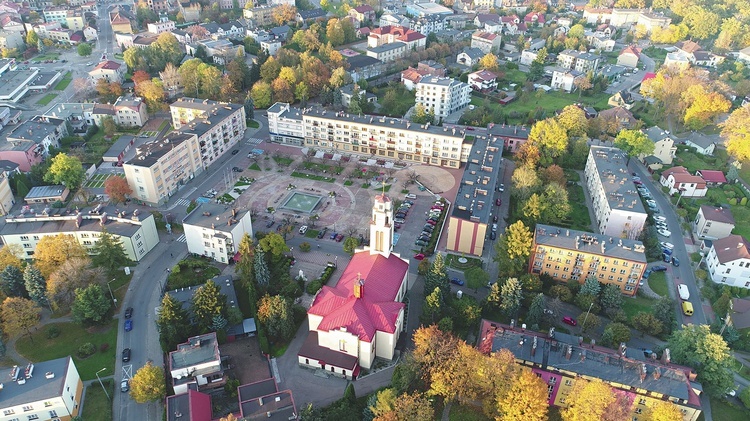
left=661, top=348, right=671, bottom=364
left=353, top=272, right=364, bottom=298
left=565, top=345, right=572, bottom=360
left=211, top=223, right=215, bottom=229
left=580, top=349, right=586, bottom=361
left=619, top=343, right=627, bottom=357
left=531, top=336, right=537, bottom=356
left=653, top=367, right=661, bottom=380
left=640, top=364, right=647, bottom=383
left=232, top=209, right=236, bottom=217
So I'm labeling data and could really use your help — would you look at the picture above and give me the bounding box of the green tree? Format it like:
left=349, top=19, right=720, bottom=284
left=601, top=322, right=631, bottom=347
left=613, top=129, right=655, bottom=164
left=540, top=183, right=571, bottom=222
left=71, top=284, right=112, bottom=326
left=0, top=297, right=40, bottom=343
left=258, top=232, right=288, bottom=256
left=667, top=324, right=733, bottom=396
left=494, top=221, right=533, bottom=277
left=600, top=284, right=623, bottom=317
left=500, top=278, right=522, bottom=318
left=342, top=237, right=359, bottom=255
left=579, top=276, right=601, bottom=297
left=236, top=233, right=255, bottom=281
left=580, top=313, right=600, bottom=333
left=44, top=153, right=86, bottom=191
left=90, top=230, right=131, bottom=275
left=632, top=312, right=663, bottom=337
left=129, top=362, right=166, bottom=403
left=191, top=280, right=227, bottom=332
left=257, top=294, right=294, bottom=342
left=464, top=266, right=489, bottom=290
left=254, top=249, right=270, bottom=288
left=411, top=103, right=434, bottom=124
left=422, top=287, right=444, bottom=324
left=178, top=58, right=203, bottom=97
left=682, top=6, right=720, bottom=39
left=0, top=265, right=25, bottom=298
left=23, top=265, right=47, bottom=308
left=529, top=118, right=569, bottom=165
left=526, top=293, right=545, bottom=326
left=652, top=296, right=676, bottom=334
left=424, top=253, right=450, bottom=301
left=157, top=293, right=192, bottom=352
left=556, top=105, right=588, bottom=137
left=26, top=30, right=39, bottom=46
left=77, top=43, right=93, bottom=57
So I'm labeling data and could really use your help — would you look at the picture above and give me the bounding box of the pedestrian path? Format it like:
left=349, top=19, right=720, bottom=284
left=175, top=234, right=186, bottom=243
left=246, top=138, right=264, bottom=145
left=174, top=198, right=190, bottom=207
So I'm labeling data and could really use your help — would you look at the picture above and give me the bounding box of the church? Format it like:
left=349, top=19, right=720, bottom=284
left=297, top=194, right=410, bottom=379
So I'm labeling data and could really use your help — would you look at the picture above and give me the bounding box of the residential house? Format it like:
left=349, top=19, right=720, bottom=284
left=298, top=194, right=409, bottom=377
left=418, top=60, right=445, bottom=77
left=110, top=12, right=134, bottom=33
left=694, top=205, right=735, bottom=241
left=188, top=39, right=244, bottom=65
left=0, top=358, right=84, bottom=421
left=488, top=123, right=530, bottom=153
left=550, top=68, right=583, bottom=93
left=266, top=102, right=305, bottom=146
left=83, top=26, right=97, bottom=41
left=467, top=69, right=497, bottom=92
left=2, top=115, right=67, bottom=171
left=501, top=14, right=526, bottom=35
left=165, top=391, right=212, bottom=421
left=457, top=46, right=485, bottom=67
left=642, top=126, right=676, bottom=168
left=340, top=83, right=375, bottom=108
left=697, top=170, right=727, bottom=186
left=530, top=224, right=647, bottom=294
left=586, top=31, right=616, bottom=52
left=88, top=60, right=125, bottom=83
left=182, top=203, right=252, bottom=263
left=349, top=5, right=375, bottom=24
left=179, top=2, right=202, bottom=22
left=617, top=45, right=641, bottom=67
left=92, top=96, right=150, bottom=127
left=366, top=42, right=407, bottom=62
left=675, top=40, right=724, bottom=67
left=739, top=46, right=750, bottom=65
left=706, top=235, right=750, bottom=287
left=607, top=90, right=635, bottom=110
left=664, top=51, right=691, bottom=70
left=0, top=203, right=159, bottom=261
left=410, top=15, right=446, bottom=36
left=24, top=185, right=69, bottom=204
left=680, top=131, right=717, bottom=156
left=520, top=49, right=540, bottom=66
left=147, top=19, right=175, bottom=34
left=595, top=23, right=615, bottom=38
left=477, top=320, right=703, bottom=420
left=259, top=39, right=280, bottom=56
left=401, top=67, right=429, bottom=91
left=471, top=31, right=501, bottom=54
left=368, top=25, right=426, bottom=51
left=0, top=29, right=21, bottom=49
left=296, top=8, right=326, bottom=23
left=243, top=4, right=278, bottom=27
left=524, top=11, right=545, bottom=26
left=346, top=55, right=384, bottom=83
left=598, top=106, right=637, bottom=128
left=379, top=13, right=410, bottom=29
left=169, top=332, right=225, bottom=395
left=557, top=49, right=601, bottom=73
left=474, top=13, right=502, bottom=33
left=660, top=166, right=707, bottom=197
left=584, top=145, right=648, bottom=238
left=729, top=298, right=750, bottom=329
left=415, top=76, right=472, bottom=119
left=583, top=7, right=612, bottom=25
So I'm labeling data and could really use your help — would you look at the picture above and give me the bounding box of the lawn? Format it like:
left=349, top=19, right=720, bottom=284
left=469, top=90, right=610, bottom=125
left=273, top=156, right=294, bottom=166
left=449, top=403, right=489, bottom=421
left=732, top=358, right=750, bottom=382
left=291, top=171, right=335, bottom=182
left=371, top=85, right=415, bottom=118
left=248, top=119, right=260, bottom=128
left=647, top=271, right=669, bottom=297
left=31, top=53, right=60, bottom=62
left=166, top=256, right=221, bottom=290
left=709, top=396, right=748, bottom=420
left=157, top=120, right=170, bottom=132
left=53, top=71, right=72, bottom=90
left=672, top=147, right=730, bottom=174
left=249, top=163, right=262, bottom=171
left=621, top=294, right=657, bottom=321
left=81, top=378, right=114, bottom=421
left=16, top=320, right=118, bottom=381
left=567, top=184, right=592, bottom=231
left=36, top=93, right=58, bottom=106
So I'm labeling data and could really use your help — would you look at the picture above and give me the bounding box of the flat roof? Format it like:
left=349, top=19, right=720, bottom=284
left=25, top=185, right=66, bottom=200
left=170, top=332, right=219, bottom=371
left=589, top=145, right=646, bottom=214
left=240, top=390, right=295, bottom=420
left=238, top=378, right=276, bottom=402
left=451, top=134, right=502, bottom=223
left=182, top=202, right=249, bottom=231
left=0, top=357, right=73, bottom=408
left=44, top=102, right=95, bottom=120
left=302, top=109, right=467, bottom=140
left=534, top=223, right=647, bottom=262
left=103, top=134, right=135, bottom=159
left=0, top=69, right=38, bottom=98
left=28, top=71, right=59, bottom=88
left=125, top=132, right=196, bottom=168
left=7, top=116, right=66, bottom=144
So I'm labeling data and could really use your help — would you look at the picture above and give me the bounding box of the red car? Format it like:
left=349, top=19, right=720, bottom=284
left=562, top=316, right=577, bottom=326
left=426, top=219, right=437, bottom=225
left=495, top=198, right=502, bottom=206
left=413, top=253, right=425, bottom=260
left=335, top=234, right=344, bottom=242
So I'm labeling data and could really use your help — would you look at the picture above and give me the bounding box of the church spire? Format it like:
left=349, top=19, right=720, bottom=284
left=369, top=192, right=394, bottom=258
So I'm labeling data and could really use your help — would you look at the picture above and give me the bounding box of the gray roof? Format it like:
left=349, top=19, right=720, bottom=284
left=1, top=206, right=151, bottom=238
left=534, top=223, right=647, bottom=262
left=301, top=109, right=467, bottom=139
left=589, top=145, right=646, bottom=215
left=7, top=116, right=66, bottom=144
left=166, top=275, right=239, bottom=314
left=171, top=97, right=235, bottom=113
left=28, top=71, right=60, bottom=88
left=0, top=357, right=74, bottom=408
left=267, top=102, right=286, bottom=114
left=240, top=389, right=295, bottom=420
left=643, top=155, right=662, bottom=165
left=487, top=123, right=530, bottom=139
left=346, top=54, right=382, bottom=69
left=368, top=41, right=406, bottom=53
left=238, top=378, right=276, bottom=402
left=125, top=132, right=196, bottom=168
left=44, top=102, right=95, bottom=120
left=298, top=8, right=326, bottom=19
left=182, top=202, right=249, bottom=232
left=169, top=332, right=220, bottom=371
left=103, top=134, right=135, bottom=159
left=25, top=185, right=66, bottom=200
left=0, top=69, right=37, bottom=99
left=0, top=160, right=19, bottom=173
left=644, top=126, right=671, bottom=143
left=451, top=134, right=502, bottom=224
left=270, top=25, right=290, bottom=37
left=460, top=47, right=485, bottom=61
left=680, top=132, right=717, bottom=149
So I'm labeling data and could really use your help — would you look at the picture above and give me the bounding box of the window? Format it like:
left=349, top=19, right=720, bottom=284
left=27, top=415, right=39, bottom=420
left=564, top=379, right=572, bottom=386
left=23, top=244, right=31, bottom=248
left=44, top=402, right=52, bottom=407
left=4, top=410, right=15, bottom=416
left=48, top=410, right=58, bottom=418
left=639, top=398, right=646, bottom=405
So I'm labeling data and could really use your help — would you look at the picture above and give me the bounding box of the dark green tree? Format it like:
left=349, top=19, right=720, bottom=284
left=257, top=294, right=294, bottom=342
left=156, top=293, right=192, bottom=352
left=424, top=253, right=450, bottom=302
left=526, top=293, right=545, bottom=326
left=652, top=296, right=676, bottom=334
left=71, top=284, right=112, bottom=326
left=600, top=284, right=624, bottom=317
left=0, top=265, right=26, bottom=298
left=254, top=249, right=270, bottom=288
left=601, top=322, right=631, bottom=347
left=23, top=265, right=47, bottom=308
left=191, top=280, right=227, bottom=332
left=90, top=230, right=131, bottom=275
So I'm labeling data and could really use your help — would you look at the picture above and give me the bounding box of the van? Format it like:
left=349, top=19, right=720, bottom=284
left=681, top=301, right=694, bottom=316
left=678, top=284, right=689, bottom=300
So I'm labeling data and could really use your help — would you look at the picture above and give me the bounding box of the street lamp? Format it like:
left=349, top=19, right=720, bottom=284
left=581, top=302, right=594, bottom=332
left=95, top=368, right=110, bottom=401
left=675, top=188, right=687, bottom=207
left=107, top=279, right=117, bottom=305
left=289, top=247, right=294, bottom=258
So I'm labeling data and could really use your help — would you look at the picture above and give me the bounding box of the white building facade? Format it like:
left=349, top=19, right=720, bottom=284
left=415, top=76, right=471, bottom=119
left=706, top=235, right=750, bottom=287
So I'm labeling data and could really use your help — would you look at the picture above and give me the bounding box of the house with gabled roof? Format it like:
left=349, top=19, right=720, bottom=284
left=89, top=60, right=125, bottom=83
left=696, top=170, right=727, bottom=186
left=694, top=205, right=735, bottom=240
left=641, top=126, right=676, bottom=169
left=617, top=45, right=641, bottom=68
left=468, top=69, right=497, bottom=91
left=598, top=106, right=637, bottom=128
left=706, top=235, right=750, bottom=287
left=298, top=194, right=409, bottom=378
left=607, top=89, right=635, bottom=110
left=660, top=166, right=707, bottom=197
left=457, top=46, right=484, bottom=67
left=680, top=131, right=717, bottom=156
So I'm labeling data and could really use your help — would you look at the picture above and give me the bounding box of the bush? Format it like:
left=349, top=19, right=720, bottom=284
left=299, top=242, right=311, bottom=252
left=280, top=280, right=302, bottom=299
left=740, top=387, right=750, bottom=408
left=292, top=304, right=307, bottom=325
left=99, top=343, right=109, bottom=353
left=306, top=279, right=323, bottom=294
left=46, top=325, right=60, bottom=339
left=77, top=343, right=96, bottom=358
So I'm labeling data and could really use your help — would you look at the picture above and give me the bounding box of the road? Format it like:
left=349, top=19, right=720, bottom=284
left=605, top=51, right=655, bottom=97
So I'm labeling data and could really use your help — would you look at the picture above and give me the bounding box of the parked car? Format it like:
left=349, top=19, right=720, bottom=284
left=426, top=219, right=437, bottom=226
left=652, top=265, right=668, bottom=272
left=266, top=220, right=275, bottom=228
left=654, top=216, right=667, bottom=223
left=330, top=232, right=338, bottom=240
left=404, top=200, right=414, bottom=205
left=450, top=277, right=465, bottom=286
left=124, top=320, right=133, bottom=332
left=124, top=307, right=133, bottom=319
left=335, top=234, right=344, bottom=242
left=495, top=198, right=502, bottom=206
left=643, top=269, right=652, bottom=278
left=423, top=224, right=434, bottom=231
left=299, top=225, right=308, bottom=234
left=317, top=228, right=327, bottom=239
left=492, top=223, right=498, bottom=232
left=633, top=180, right=643, bottom=185
left=122, top=348, right=131, bottom=362
left=413, top=253, right=425, bottom=260
left=493, top=215, right=498, bottom=222
left=660, top=241, right=674, bottom=250
left=671, top=256, right=680, bottom=267
left=657, top=229, right=671, bottom=237
left=498, top=183, right=505, bottom=192
left=562, top=316, right=577, bottom=326
left=394, top=218, right=406, bottom=224
left=232, top=166, right=243, bottom=172
left=415, top=240, right=428, bottom=246
left=231, top=149, right=239, bottom=155
left=121, top=379, right=130, bottom=393
left=662, top=248, right=672, bottom=256
left=405, top=194, right=417, bottom=200
left=490, top=231, right=496, bottom=241
left=663, top=253, right=672, bottom=263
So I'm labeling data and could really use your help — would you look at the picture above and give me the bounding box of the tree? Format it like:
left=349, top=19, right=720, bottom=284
left=0, top=245, right=22, bottom=271
left=236, top=233, right=255, bottom=282
left=157, top=293, right=192, bottom=352
left=26, top=30, right=39, bottom=46
left=23, top=265, right=47, bottom=308
left=44, top=153, right=86, bottom=191
left=464, top=267, right=489, bottom=291
left=646, top=401, right=684, bottom=421
left=71, top=284, right=111, bottom=326
left=422, top=287, right=444, bottom=324
left=257, top=294, right=294, bottom=342
left=526, top=293, right=546, bottom=326
left=682, top=5, right=720, bottom=39
left=102, top=117, right=117, bottom=136
left=652, top=296, right=676, bottom=334
left=632, top=312, right=663, bottom=337
left=540, top=183, right=571, bottom=222
left=613, top=129, right=653, bottom=164
left=0, top=265, right=26, bottom=298
left=159, top=62, right=181, bottom=91
left=132, top=70, right=151, bottom=85
left=373, top=392, right=434, bottom=421
left=129, top=362, right=165, bottom=403
left=600, top=284, right=623, bottom=316
left=34, top=233, right=88, bottom=278
left=135, top=79, right=167, bottom=111
left=104, top=176, right=132, bottom=204
left=272, top=4, right=296, bottom=25
left=191, top=280, right=226, bottom=332
left=494, top=221, right=533, bottom=277
left=253, top=249, right=270, bottom=288
left=601, top=322, right=631, bottom=347
left=199, top=64, right=222, bottom=98
left=77, top=43, right=93, bottom=57
left=573, top=76, right=593, bottom=99
left=723, top=105, right=750, bottom=159
left=478, top=53, right=500, bottom=72
left=343, top=237, right=359, bottom=255
left=511, top=165, right=541, bottom=200
left=561, top=379, right=614, bottom=421
left=0, top=297, right=40, bottom=342
left=424, top=253, right=450, bottom=302
left=556, top=105, right=588, bottom=137
left=178, top=58, right=203, bottom=97
left=496, top=369, right=548, bottom=421
left=47, top=258, right=102, bottom=312
left=541, top=164, right=566, bottom=186
left=667, top=324, right=733, bottom=395
left=580, top=313, right=600, bottom=333
left=250, top=81, right=273, bottom=109
left=90, top=230, right=131, bottom=274
left=326, top=18, right=345, bottom=46
left=329, top=67, right=350, bottom=89
left=411, top=103, right=433, bottom=124
left=500, top=278, right=522, bottom=318
left=682, top=84, right=731, bottom=129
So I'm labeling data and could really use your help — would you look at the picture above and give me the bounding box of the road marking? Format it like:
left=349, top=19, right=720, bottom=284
left=175, top=234, right=186, bottom=243
left=174, top=199, right=190, bottom=207
left=246, top=138, right=264, bottom=145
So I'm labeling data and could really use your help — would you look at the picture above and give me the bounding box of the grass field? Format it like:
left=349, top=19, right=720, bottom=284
left=31, top=53, right=60, bottom=62
left=648, top=271, right=669, bottom=297
left=16, top=320, right=118, bottom=381
left=567, top=184, right=592, bottom=231
left=710, top=396, right=748, bottom=420
left=36, top=93, right=58, bottom=106
left=54, top=71, right=72, bottom=90
left=291, top=171, right=335, bottom=182
left=81, top=378, right=114, bottom=421
left=449, top=403, right=489, bottom=421
left=84, top=173, right=125, bottom=189
left=622, top=294, right=657, bottom=321
left=248, top=119, right=260, bottom=128
left=469, top=90, right=610, bottom=125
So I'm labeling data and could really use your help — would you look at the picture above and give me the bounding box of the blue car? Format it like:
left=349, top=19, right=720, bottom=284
left=451, top=277, right=465, bottom=286
left=124, top=320, right=133, bottom=332
left=671, top=256, right=680, bottom=267
left=329, top=232, right=338, bottom=240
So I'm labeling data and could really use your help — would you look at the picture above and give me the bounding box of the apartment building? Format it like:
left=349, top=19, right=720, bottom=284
left=169, top=332, right=224, bottom=395
left=182, top=203, right=253, bottom=264
left=366, top=41, right=407, bottom=62
left=415, top=76, right=472, bottom=120
left=584, top=146, right=648, bottom=238
left=266, top=102, right=305, bottom=146
left=303, top=108, right=470, bottom=168
left=243, top=5, right=279, bottom=27
left=43, top=6, right=69, bottom=24
left=170, top=98, right=245, bottom=130
left=471, top=31, right=501, bottom=54
left=0, top=357, right=84, bottom=421
left=694, top=205, right=735, bottom=241
left=557, top=49, right=601, bottom=73
left=88, top=60, right=125, bottom=83
left=0, top=204, right=159, bottom=261
left=0, top=172, right=14, bottom=215
left=1, top=115, right=67, bottom=171
left=706, top=235, right=750, bottom=287
left=478, top=320, right=702, bottom=421
left=446, top=134, right=503, bottom=256
left=368, top=25, right=426, bottom=51
left=147, top=19, right=176, bottom=34
left=530, top=224, right=647, bottom=295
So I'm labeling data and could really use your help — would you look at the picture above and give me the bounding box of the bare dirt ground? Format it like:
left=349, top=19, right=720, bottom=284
left=220, top=337, right=271, bottom=385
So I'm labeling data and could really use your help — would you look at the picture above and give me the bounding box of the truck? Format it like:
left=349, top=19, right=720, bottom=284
left=678, top=284, right=690, bottom=301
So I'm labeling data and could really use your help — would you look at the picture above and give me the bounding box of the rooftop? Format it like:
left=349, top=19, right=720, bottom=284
left=699, top=205, right=734, bottom=225
left=44, top=102, right=95, bottom=120
left=7, top=115, right=65, bottom=144
left=368, top=41, right=406, bottom=53
left=451, top=135, right=502, bottom=224
left=697, top=170, right=727, bottom=184
left=301, top=109, right=467, bottom=140
left=589, top=145, right=646, bottom=215
left=712, top=235, right=750, bottom=264
left=644, top=126, right=672, bottom=143
left=0, top=357, right=75, bottom=409
left=125, top=132, right=196, bottom=168
left=182, top=202, right=249, bottom=232
left=25, top=185, right=66, bottom=200
left=91, top=60, right=122, bottom=71
left=534, top=223, right=647, bottom=262
left=238, top=378, right=296, bottom=420
left=345, top=54, right=382, bottom=69
left=169, top=332, right=220, bottom=371
left=0, top=69, right=38, bottom=99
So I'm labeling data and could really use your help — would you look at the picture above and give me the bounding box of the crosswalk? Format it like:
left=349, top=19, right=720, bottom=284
left=175, top=198, right=191, bottom=207
left=175, top=234, right=186, bottom=243
left=246, top=138, right=264, bottom=145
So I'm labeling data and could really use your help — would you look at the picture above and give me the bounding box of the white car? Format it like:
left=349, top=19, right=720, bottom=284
left=654, top=216, right=667, bottom=223
left=660, top=242, right=674, bottom=250
left=298, top=225, right=308, bottom=234
left=657, top=229, right=671, bottom=237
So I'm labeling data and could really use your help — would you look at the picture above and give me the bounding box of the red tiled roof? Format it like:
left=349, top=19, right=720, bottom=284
left=400, top=31, right=425, bottom=42
left=353, top=5, right=374, bottom=13
left=642, top=72, right=656, bottom=82
left=621, top=45, right=641, bottom=57
left=662, top=166, right=688, bottom=178
left=670, top=173, right=705, bottom=188
left=308, top=251, right=408, bottom=342
left=93, top=60, right=121, bottom=71
left=524, top=12, right=545, bottom=23
left=401, top=67, right=427, bottom=83
left=470, top=69, right=497, bottom=81
left=358, top=27, right=370, bottom=35
left=676, top=40, right=702, bottom=54
left=697, top=170, right=727, bottom=184
left=713, top=235, right=750, bottom=264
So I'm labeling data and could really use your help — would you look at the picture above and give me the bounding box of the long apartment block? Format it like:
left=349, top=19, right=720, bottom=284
left=530, top=224, right=647, bottom=295
left=584, top=145, right=647, bottom=238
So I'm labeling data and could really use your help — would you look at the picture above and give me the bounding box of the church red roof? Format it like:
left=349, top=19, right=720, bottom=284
left=308, top=252, right=408, bottom=342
